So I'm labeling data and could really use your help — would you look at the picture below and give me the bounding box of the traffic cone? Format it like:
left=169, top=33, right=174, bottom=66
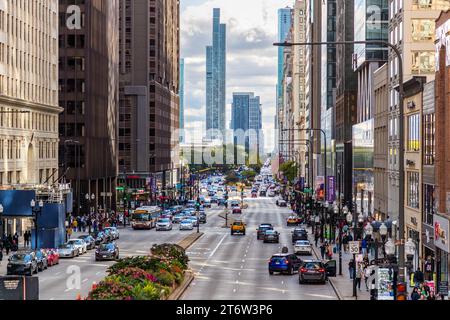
left=76, top=294, right=82, bottom=300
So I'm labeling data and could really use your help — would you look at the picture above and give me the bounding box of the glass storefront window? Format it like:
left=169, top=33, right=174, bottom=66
left=424, top=113, right=435, bottom=165
left=407, top=113, right=420, bottom=151
left=412, top=19, right=435, bottom=41
left=423, top=184, right=435, bottom=225
left=407, top=171, right=420, bottom=209
left=412, top=51, right=435, bottom=74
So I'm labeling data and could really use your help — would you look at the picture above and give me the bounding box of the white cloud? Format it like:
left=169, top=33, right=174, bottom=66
left=181, top=0, right=293, bottom=152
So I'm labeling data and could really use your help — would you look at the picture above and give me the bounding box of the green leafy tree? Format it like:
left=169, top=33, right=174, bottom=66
left=279, top=160, right=297, bottom=183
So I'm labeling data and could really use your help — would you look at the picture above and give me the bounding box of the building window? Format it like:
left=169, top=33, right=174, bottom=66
left=407, top=113, right=420, bottom=151
left=411, top=19, right=435, bottom=41
left=407, top=171, right=420, bottom=209
left=423, top=113, right=435, bottom=165
left=411, top=51, right=435, bottom=74
left=423, top=184, right=434, bottom=225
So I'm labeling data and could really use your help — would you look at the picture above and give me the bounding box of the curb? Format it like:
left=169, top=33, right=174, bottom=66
left=310, top=240, right=344, bottom=301
left=166, top=270, right=194, bottom=300
left=177, top=232, right=204, bottom=250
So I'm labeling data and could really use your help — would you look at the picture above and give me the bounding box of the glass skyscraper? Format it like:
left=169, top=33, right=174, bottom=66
left=206, top=8, right=226, bottom=139
left=277, top=7, right=292, bottom=106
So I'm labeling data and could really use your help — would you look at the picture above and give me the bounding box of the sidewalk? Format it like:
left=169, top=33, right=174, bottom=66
left=307, top=227, right=370, bottom=300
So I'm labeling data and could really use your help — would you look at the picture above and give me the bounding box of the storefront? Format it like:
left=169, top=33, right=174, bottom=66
left=434, top=214, right=450, bottom=298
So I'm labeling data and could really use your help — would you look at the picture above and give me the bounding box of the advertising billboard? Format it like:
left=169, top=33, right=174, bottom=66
left=434, top=214, right=450, bottom=253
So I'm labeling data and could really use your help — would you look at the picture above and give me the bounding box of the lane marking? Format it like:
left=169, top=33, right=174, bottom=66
left=209, top=233, right=227, bottom=258
left=96, top=271, right=101, bottom=275
left=82, top=278, right=89, bottom=283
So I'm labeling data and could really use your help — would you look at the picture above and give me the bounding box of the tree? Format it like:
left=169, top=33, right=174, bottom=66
left=225, top=171, right=240, bottom=185
left=241, top=170, right=257, bottom=182
left=279, top=160, right=297, bottom=183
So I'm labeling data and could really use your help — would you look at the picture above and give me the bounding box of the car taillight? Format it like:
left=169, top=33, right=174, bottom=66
left=300, top=268, right=307, bottom=273
left=284, top=260, right=289, bottom=264
left=319, top=268, right=325, bottom=273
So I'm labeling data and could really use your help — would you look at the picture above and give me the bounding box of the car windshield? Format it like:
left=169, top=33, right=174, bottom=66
left=233, top=222, right=243, bottom=226
left=259, top=225, right=272, bottom=230
left=265, top=230, right=276, bottom=235
left=271, top=256, right=287, bottom=262
left=99, top=244, right=115, bottom=251
left=296, top=241, right=310, bottom=246
left=10, top=254, right=31, bottom=262
left=294, top=229, right=306, bottom=234
left=304, top=262, right=323, bottom=270
left=181, top=220, right=191, bottom=224
left=69, top=240, right=81, bottom=244
left=58, top=244, right=72, bottom=249
left=158, top=218, right=170, bottom=223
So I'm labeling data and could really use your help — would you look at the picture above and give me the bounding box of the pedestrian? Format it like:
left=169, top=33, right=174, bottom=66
left=361, top=237, right=367, bottom=256
left=72, top=219, right=78, bottom=233
left=0, top=247, right=3, bottom=264
left=320, top=242, right=326, bottom=260
left=364, top=265, right=372, bottom=291
left=67, top=227, right=73, bottom=239
left=326, top=243, right=333, bottom=260
left=5, top=238, right=11, bottom=255
left=342, top=234, right=348, bottom=253
left=411, top=287, right=421, bottom=300
left=348, top=259, right=355, bottom=280
left=314, top=230, right=320, bottom=247
left=413, top=268, right=424, bottom=287
left=355, top=263, right=362, bottom=290
left=427, top=291, right=436, bottom=300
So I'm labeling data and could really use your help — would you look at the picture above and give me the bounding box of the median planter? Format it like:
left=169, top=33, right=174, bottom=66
left=85, top=244, right=190, bottom=300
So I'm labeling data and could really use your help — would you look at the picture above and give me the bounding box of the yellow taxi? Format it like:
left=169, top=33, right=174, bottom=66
left=287, top=216, right=301, bottom=226
left=231, top=220, right=246, bottom=235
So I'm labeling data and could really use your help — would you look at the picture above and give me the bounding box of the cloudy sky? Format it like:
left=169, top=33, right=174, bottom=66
left=180, top=0, right=293, bottom=151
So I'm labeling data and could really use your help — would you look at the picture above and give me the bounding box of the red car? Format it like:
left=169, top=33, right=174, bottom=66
left=45, top=249, right=60, bottom=266
left=251, top=192, right=257, bottom=198
left=232, top=207, right=242, bottom=214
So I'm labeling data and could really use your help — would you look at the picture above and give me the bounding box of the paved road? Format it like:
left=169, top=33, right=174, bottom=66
left=0, top=202, right=225, bottom=300
left=181, top=197, right=339, bottom=300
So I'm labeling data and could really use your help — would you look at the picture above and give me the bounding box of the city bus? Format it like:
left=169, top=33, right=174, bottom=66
left=130, top=206, right=162, bottom=230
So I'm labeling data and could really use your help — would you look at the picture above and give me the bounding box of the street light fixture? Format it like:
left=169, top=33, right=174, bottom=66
left=31, top=199, right=44, bottom=250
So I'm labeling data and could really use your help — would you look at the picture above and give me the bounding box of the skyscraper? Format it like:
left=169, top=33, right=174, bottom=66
left=59, top=0, right=119, bottom=213
left=118, top=0, right=180, bottom=198
left=277, top=7, right=293, bottom=108
left=206, top=8, right=226, bottom=139
left=232, top=93, right=262, bottom=158
left=180, top=58, right=185, bottom=143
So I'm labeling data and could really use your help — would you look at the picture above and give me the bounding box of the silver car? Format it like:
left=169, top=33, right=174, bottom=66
left=58, top=243, right=78, bottom=258
left=67, top=239, right=87, bottom=255
left=179, top=220, right=194, bottom=230
left=104, top=227, right=120, bottom=240
left=156, top=218, right=173, bottom=231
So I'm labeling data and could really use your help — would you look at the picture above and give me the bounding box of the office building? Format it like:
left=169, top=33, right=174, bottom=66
left=180, top=58, right=185, bottom=143
left=59, top=0, right=119, bottom=212
left=118, top=0, right=180, bottom=200
left=206, top=8, right=226, bottom=139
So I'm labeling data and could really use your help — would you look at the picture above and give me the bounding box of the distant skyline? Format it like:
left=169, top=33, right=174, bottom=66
left=180, top=0, right=293, bottom=151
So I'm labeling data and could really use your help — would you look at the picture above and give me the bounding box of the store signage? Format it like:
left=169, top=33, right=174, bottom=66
left=434, top=215, right=450, bottom=253
left=438, top=281, right=448, bottom=296
left=327, top=176, right=335, bottom=203
left=377, top=268, right=394, bottom=300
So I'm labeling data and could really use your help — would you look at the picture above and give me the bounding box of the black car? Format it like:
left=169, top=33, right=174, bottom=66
left=268, top=253, right=303, bottom=275
left=298, top=260, right=336, bottom=284
left=257, top=224, right=273, bottom=240
left=95, top=243, right=119, bottom=261
left=263, top=230, right=280, bottom=243
left=292, top=228, right=308, bottom=243
left=78, top=235, right=96, bottom=250
left=7, top=252, right=38, bottom=276
left=199, top=213, right=207, bottom=224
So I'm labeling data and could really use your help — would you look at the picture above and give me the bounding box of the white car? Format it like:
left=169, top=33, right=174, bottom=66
left=180, top=220, right=194, bottom=230
left=67, top=239, right=87, bottom=255
left=294, top=240, right=312, bottom=256
left=156, top=218, right=173, bottom=231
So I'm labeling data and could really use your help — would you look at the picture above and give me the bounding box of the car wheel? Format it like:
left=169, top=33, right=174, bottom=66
left=269, top=271, right=274, bottom=275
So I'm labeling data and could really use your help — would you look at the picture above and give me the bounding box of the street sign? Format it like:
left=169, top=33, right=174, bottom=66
left=349, top=241, right=360, bottom=254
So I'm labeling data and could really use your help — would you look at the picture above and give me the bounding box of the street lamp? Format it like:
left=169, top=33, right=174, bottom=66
left=379, top=222, right=388, bottom=258
left=405, top=238, right=416, bottom=271
left=0, top=204, right=4, bottom=239
left=31, top=199, right=44, bottom=250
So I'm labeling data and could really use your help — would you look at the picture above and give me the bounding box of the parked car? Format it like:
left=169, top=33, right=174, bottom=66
left=43, top=249, right=60, bottom=266
left=77, top=235, right=96, bottom=250
left=173, top=214, right=185, bottom=224
left=67, top=239, right=87, bottom=255
left=263, top=230, right=280, bottom=243
left=7, top=251, right=38, bottom=276
left=232, top=206, right=242, bottom=214
left=156, top=218, right=173, bottom=231
left=298, top=260, right=329, bottom=284
left=203, top=200, right=212, bottom=208
left=58, top=243, right=79, bottom=258
left=95, top=242, right=119, bottom=261
left=257, top=224, right=274, bottom=240
left=292, top=228, right=308, bottom=243
left=187, top=216, right=199, bottom=227
left=91, top=231, right=107, bottom=245
left=179, top=220, right=194, bottom=231
left=294, top=240, right=313, bottom=255
left=34, top=250, right=48, bottom=271
left=268, top=253, right=303, bottom=275
left=199, top=213, right=207, bottom=224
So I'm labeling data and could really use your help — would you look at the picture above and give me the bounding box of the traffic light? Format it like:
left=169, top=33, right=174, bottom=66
left=396, top=282, right=408, bottom=301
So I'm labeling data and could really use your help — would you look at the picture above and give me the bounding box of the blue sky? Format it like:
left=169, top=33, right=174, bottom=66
left=180, top=0, right=293, bottom=151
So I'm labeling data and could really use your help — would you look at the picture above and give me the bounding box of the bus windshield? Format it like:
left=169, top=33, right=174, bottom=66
left=132, top=213, right=150, bottom=221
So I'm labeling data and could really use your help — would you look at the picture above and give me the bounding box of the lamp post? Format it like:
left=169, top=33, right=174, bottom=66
left=334, top=203, right=343, bottom=275
left=85, top=193, right=95, bottom=233
left=405, top=238, right=417, bottom=273
left=31, top=199, right=44, bottom=250
left=379, top=222, right=388, bottom=259
left=364, top=222, right=373, bottom=258
left=357, top=212, right=364, bottom=240
left=346, top=211, right=357, bottom=298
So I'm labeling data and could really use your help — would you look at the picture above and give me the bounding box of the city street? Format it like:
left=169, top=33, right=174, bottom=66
left=181, top=196, right=338, bottom=300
